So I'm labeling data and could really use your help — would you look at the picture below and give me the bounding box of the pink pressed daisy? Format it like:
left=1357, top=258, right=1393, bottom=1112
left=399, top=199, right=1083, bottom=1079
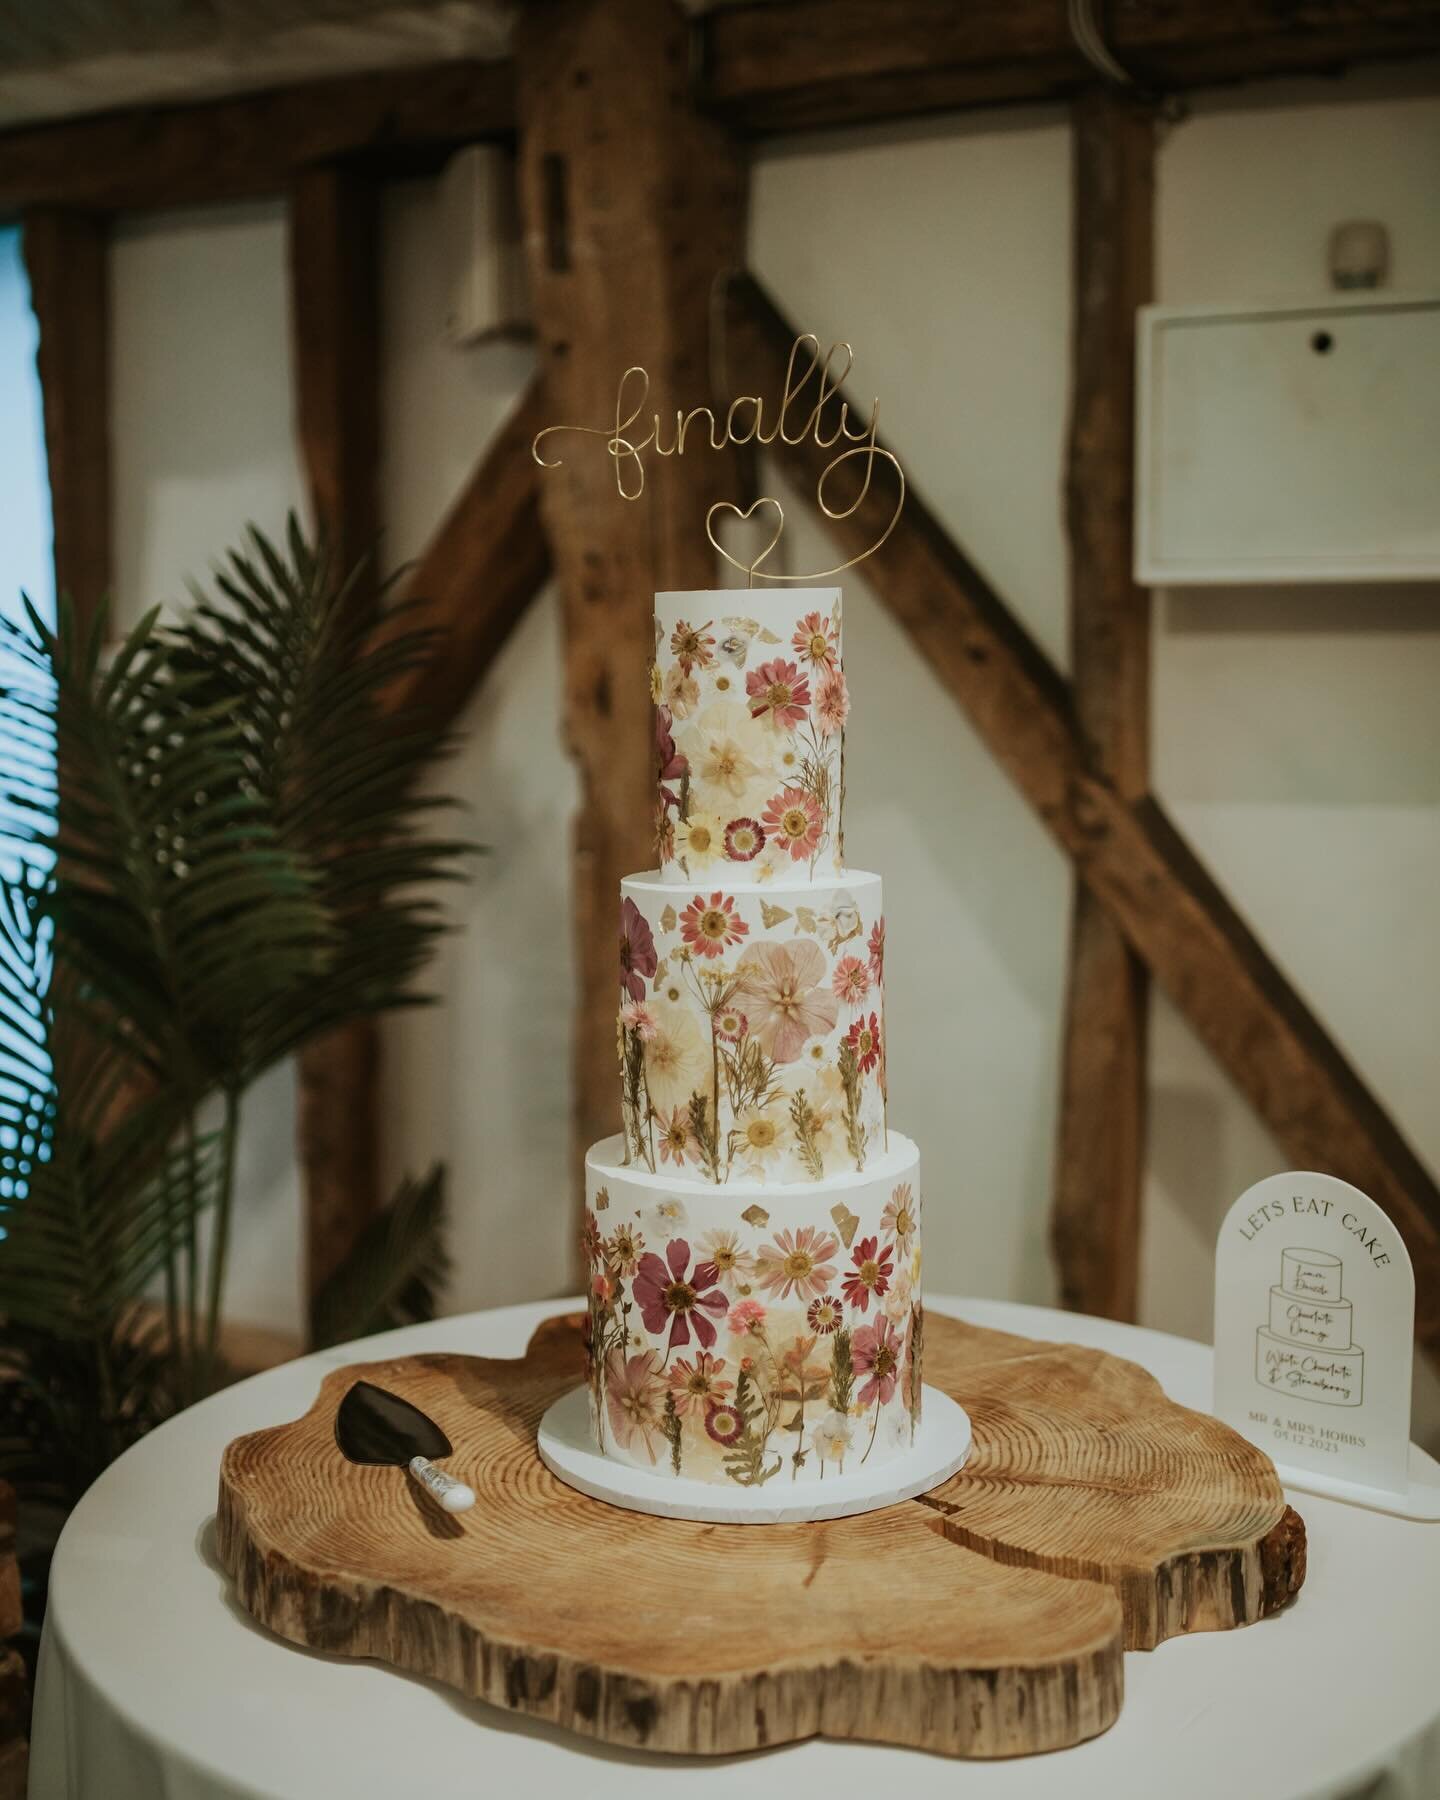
left=841, top=1235, right=893, bottom=1313
left=815, top=669, right=849, bottom=737
left=704, top=1400, right=744, bottom=1446
left=867, top=917, right=885, bottom=984
left=762, top=786, right=823, bottom=862
left=791, top=609, right=837, bottom=668
left=845, top=1011, right=882, bottom=1074
left=724, top=816, right=765, bottom=862
left=754, top=1224, right=841, bottom=1301
left=679, top=891, right=749, bottom=959
left=880, top=1183, right=917, bottom=1255
left=605, top=1349, right=666, bottom=1461
left=852, top=1315, right=903, bottom=1408
left=656, top=1105, right=697, bottom=1167
left=746, top=658, right=811, bottom=731
left=714, top=1005, right=748, bottom=1044
left=831, top=955, right=870, bottom=1006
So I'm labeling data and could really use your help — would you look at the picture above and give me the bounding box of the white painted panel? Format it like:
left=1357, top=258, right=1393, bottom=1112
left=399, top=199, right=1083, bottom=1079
left=1138, top=294, right=1440, bottom=582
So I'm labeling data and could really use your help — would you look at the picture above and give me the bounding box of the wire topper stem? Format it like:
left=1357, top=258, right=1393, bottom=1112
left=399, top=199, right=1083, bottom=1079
left=531, top=332, right=905, bottom=587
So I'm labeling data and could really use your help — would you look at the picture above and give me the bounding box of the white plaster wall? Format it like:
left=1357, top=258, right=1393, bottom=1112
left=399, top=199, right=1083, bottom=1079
left=103, top=78, right=1439, bottom=1438
left=110, top=200, right=308, bottom=1333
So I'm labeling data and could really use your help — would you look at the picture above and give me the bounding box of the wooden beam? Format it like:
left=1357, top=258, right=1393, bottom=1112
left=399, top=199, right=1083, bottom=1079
left=724, top=272, right=1440, bottom=1348
left=0, top=59, right=512, bottom=214
left=1052, top=92, right=1154, bottom=1323
left=286, top=165, right=383, bottom=1325
left=381, top=377, right=552, bottom=729
left=700, top=0, right=1440, bottom=134
left=22, top=208, right=110, bottom=631
left=516, top=0, right=747, bottom=1250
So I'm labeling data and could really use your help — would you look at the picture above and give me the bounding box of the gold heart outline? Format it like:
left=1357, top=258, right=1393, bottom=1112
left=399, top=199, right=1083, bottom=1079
left=704, top=446, right=906, bottom=587
left=705, top=496, right=785, bottom=587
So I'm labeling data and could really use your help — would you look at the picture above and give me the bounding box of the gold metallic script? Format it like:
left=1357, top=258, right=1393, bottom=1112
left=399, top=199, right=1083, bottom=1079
left=531, top=333, right=905, bottom=585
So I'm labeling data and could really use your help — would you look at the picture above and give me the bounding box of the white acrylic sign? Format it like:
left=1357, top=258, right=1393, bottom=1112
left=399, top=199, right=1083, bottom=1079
left=1214, top=1171, right=1440, bottom=1520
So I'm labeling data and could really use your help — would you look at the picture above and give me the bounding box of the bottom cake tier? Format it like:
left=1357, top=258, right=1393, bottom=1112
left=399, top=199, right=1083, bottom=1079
left=582, top=1133, right=923, bottom=1486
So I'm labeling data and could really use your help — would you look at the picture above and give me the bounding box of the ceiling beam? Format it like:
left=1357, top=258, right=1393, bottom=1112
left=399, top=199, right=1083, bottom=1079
left=724, top=271, right=1440, bottom=1350
left=0, top=58, right=512, bottom=214
left=699, top=0, right=1440, bottom=134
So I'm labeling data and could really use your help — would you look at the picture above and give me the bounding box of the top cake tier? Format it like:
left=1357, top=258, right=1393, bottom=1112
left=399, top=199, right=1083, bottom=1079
left=653, top=588, right=846, bottom=886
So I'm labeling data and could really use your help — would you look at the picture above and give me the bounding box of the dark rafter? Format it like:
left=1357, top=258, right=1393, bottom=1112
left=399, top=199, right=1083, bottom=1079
left=700, top=0, right=1440, bottom=134
left=0, top=58, right=512, bottom=213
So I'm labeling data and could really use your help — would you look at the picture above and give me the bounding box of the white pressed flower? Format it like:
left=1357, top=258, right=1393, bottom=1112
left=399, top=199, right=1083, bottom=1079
left=812, top=1410, right=855, bottom=1464
left=641, top=1196, right=689, bottom=1239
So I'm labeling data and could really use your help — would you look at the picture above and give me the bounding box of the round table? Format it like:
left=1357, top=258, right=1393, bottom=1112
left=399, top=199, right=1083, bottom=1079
left=29, top=1297, right=1440, bottom=1800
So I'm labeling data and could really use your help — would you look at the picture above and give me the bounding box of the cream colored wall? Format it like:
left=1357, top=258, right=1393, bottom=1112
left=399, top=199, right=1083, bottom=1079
left=105, top=77, right=1439, bottom=1434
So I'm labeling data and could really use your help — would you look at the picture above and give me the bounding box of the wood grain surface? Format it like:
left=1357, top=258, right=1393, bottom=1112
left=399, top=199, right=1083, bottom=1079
left=218, top=1311, right=1304, bottom=1759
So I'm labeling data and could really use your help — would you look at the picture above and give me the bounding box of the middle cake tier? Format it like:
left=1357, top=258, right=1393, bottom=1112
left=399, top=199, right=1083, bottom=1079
left=619, top=869, right=887, bottom=1186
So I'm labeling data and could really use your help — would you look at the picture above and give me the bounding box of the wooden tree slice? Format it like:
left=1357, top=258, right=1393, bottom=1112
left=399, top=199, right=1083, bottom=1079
left=217, top=1312, right=1304, bottom=1759
left=920, top=1317, right=1306, bottom=1649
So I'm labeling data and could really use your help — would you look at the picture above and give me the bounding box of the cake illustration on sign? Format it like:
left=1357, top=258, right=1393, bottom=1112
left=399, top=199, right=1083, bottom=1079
left=1255, top=1247, right=1365, bottom=1407
left=584, top=587, right=923, bottom=1487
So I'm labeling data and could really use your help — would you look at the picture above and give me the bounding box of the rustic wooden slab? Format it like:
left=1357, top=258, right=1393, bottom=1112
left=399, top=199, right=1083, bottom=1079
left=217, top=1313, right=1305, bottom=1759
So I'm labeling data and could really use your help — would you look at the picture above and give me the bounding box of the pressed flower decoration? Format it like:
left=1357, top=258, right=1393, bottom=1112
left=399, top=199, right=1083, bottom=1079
left=584, top=1170, right=923, bottom=1484
left=653, top=598, right=845, bottom=882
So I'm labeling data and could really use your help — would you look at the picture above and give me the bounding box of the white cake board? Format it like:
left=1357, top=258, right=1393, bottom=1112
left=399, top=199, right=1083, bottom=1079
left=537, top=1383, right=971, bottom=1524
left=1270, top=1441, right=1440, bottom=1522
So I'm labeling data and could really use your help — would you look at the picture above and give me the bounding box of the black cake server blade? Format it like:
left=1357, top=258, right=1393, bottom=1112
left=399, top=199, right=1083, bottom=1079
left=335, top=1380, right=475, bottom=1514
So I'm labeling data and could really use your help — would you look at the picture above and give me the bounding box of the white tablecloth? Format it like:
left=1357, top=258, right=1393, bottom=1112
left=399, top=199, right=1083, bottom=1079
left=29, top=1297, right=1440, bottom=1800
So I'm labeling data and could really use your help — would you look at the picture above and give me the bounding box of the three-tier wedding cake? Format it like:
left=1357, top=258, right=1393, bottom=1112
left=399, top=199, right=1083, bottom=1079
left=581, top=588, right=923, bottom=1487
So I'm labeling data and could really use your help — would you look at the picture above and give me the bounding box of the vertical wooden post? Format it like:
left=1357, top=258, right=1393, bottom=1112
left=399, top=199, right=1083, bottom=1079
left=286, top=165, right=384, bottom=1323
left=1052, top=91, right=1154, bottom=1321
left=23, top=208, right=111, bottom=630
left=516, top=0, right=748, bottom=1253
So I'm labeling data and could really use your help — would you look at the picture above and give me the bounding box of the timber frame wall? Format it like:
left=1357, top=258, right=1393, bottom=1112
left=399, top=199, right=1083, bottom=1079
left=9, top=0, right=1440, bottom=1350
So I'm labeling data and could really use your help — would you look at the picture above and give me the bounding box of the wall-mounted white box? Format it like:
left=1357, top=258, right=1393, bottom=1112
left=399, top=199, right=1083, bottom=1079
left=1135, top=294, right=1440, bottom=584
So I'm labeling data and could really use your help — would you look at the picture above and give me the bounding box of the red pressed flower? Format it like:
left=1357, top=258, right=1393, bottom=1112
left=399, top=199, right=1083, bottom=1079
left=670, top=618, right=715, bottom=674
left=845, top=1011, right=882, bottom=1074
left=633, top=1238, right=728, bottom=1349
left=704, top=1400, right=744, bottom=1445
left=791, top=609, right=837, bottom=668
left=655, top=705, right=687, bottom=785
left=807, top=1295, right=844, bottom=1335
left=581, top=1209, right=603, bottom=1268
left=867, top=917, right=885, bottom=984
left=762, top=786, right=823, bottom=862
left=714, top=1005, right=747, bottom=1044
left=619, top=896, right=658, bottom=1003
left=852, top=1313, right=903, bottom=1407
left=746, top=658, right=811, bottom=730
left=841, top=1236, right=894, bottom=1313
left=724, top=816, right=765, bottom=862
left=679, top=891, right=749, bottom=959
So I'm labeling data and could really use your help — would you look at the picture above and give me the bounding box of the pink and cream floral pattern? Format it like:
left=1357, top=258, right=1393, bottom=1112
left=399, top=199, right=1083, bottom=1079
left=584, top=1155, right=923, bottom=1485
left=616, top=874, right=888, bottom=1182
left=653, top=590, right=847, bottom=883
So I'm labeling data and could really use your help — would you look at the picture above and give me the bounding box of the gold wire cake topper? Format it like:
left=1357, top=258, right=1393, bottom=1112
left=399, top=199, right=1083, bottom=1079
left=531, top=332, right=905, bottom=586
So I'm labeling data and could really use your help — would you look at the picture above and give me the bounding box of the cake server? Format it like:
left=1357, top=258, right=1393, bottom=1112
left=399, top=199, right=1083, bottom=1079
left=335, top=1380, right=476, bottom=1514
